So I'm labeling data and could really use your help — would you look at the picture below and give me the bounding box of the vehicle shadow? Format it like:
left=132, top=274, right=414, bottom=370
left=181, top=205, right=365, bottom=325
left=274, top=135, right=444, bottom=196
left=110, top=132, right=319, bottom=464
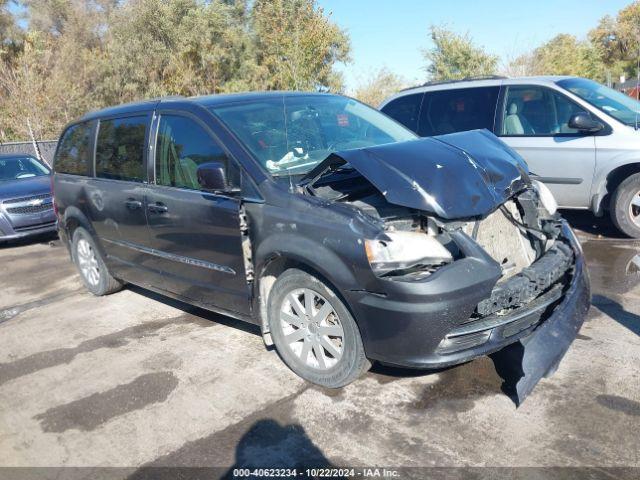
left=0, top=231, right=58, bottom=249
left=592, top=294, right=640, bottom=337
left=560, top=209, right=628, bottom=240
left=220, top=419, right=338, bottom=478
left=125, top=284, right=262, bottom=337
left=128, top=419, right=339, bottom=479
left=369, top=357, right=523, bottom=407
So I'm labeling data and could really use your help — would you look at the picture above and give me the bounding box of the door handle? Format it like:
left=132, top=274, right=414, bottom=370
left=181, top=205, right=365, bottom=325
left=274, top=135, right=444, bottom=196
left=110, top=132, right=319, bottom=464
left=125, top=199, right=142, bottom=210
left=148, top=202, right=168, bottom=214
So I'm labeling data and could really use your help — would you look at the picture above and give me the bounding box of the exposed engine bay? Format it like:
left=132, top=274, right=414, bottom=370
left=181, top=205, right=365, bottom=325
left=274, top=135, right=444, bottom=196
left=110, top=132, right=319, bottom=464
left=299, top=134, right=571, bottom=322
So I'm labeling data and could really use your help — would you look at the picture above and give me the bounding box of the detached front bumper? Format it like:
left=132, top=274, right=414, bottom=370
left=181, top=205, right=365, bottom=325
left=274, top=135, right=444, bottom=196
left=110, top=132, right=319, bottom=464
left=350, top=222, right=590, bottom=369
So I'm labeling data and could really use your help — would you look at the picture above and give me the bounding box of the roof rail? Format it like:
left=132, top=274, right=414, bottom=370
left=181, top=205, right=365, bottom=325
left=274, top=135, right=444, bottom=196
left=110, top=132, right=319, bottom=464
left=400, top=75, right=508, bottom=92
left=80, top=95, right=185, bottom=120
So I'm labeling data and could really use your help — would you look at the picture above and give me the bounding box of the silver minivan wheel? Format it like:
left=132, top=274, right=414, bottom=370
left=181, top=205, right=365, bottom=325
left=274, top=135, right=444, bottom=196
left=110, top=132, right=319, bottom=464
left=628, top=191, right=640, bottom=228
left=611, top=173, right=640, bottom=238
left=268, top=269, right=370, bottom=388
left=76, top=238, right=101, bottom=287
left=279, top=288, right=345, bottom=370
left=71, top=227, right=123, bottom=296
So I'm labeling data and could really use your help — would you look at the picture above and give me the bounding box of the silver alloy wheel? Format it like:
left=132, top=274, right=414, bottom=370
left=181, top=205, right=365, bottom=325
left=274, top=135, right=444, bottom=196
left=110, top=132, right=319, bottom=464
left=629, top=191, right=640, bottom=227
left=76, top=238, right=100, bottom=287
left=279, top=288, right=344, bottom=370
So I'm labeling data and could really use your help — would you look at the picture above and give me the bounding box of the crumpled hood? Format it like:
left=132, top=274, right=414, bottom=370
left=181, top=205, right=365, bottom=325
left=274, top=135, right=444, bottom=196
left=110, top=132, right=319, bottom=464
left=0, top=175, right=51, bottom=202
left=306, top=129, right=530, bottom=219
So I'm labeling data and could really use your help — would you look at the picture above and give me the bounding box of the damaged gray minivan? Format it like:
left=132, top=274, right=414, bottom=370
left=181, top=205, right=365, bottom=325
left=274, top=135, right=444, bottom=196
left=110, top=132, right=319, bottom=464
left=53, top=92, right=590, bottom=394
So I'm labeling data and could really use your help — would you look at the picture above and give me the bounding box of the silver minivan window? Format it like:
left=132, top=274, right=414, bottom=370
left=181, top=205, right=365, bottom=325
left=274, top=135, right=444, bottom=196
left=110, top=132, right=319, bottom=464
left=557, top=78, right=640, bottom=127
left=501, top=85, right=589, bottom=136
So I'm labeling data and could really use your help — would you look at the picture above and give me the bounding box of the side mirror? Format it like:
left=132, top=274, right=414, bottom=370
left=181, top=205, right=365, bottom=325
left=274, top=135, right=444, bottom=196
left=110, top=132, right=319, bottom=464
left=568, top=113, right=603, bottom=133
left=197, top=161, right=230, bottom=193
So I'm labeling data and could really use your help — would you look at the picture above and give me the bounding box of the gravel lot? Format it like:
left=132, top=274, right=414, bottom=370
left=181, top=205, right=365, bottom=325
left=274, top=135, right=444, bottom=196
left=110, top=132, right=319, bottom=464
left=0, top=212, right=639, bottom=478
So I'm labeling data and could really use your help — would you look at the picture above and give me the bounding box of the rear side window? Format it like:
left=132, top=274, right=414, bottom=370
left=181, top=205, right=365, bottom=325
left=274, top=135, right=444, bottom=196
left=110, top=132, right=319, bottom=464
left=55, top=122, right=92, bottom=175
left=96, top=116, right=148, bottom=182
left=418, top=87, right=499, bottom=136
left=380, top=93, right=423, bottom=132
left=155, top=115, right=238, bottom=190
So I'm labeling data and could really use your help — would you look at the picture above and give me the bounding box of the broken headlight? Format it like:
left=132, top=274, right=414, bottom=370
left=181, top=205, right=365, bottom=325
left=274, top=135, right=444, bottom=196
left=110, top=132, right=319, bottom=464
left=532, top=180, right=558, bottom=215
left=364, top=231, right=453, bottom=274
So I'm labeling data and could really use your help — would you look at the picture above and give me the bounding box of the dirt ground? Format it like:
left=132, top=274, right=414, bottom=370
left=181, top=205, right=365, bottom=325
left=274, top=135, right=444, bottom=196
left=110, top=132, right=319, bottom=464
left=0, top=211, right=638, bottom=478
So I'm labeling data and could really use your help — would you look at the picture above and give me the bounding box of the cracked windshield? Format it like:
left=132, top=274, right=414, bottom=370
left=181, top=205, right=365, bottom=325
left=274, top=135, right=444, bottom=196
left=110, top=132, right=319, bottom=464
left=210, top=95, right=416, bottom=177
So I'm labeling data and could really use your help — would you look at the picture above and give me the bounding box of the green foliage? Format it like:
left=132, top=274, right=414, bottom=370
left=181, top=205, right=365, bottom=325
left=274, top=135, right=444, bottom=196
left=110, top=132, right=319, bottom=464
left=0, top=0, right=21, bottom=62
left=352, top=67, right=407, bottom=107
left=252, top=0, right=350, bottom=91
left=589, top=1, right=640, bottom=80
left=513, top=34, right=606, bottom=81
left=0, top=0, right=350, bottom=141
left=507, top=1, right=638, bottom=82
left=423, top=26, right=498, bottom=81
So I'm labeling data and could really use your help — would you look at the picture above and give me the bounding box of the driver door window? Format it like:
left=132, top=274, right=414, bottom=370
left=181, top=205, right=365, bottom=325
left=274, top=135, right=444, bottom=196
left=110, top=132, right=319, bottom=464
left=501, top=86, right=590, bottom=136
left=155, top=115, right=238, bottom=190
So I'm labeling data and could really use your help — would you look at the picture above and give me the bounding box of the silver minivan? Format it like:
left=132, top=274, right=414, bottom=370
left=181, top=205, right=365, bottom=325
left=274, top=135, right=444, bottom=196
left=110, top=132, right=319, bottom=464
left=380, top=76, right=640, bottom=237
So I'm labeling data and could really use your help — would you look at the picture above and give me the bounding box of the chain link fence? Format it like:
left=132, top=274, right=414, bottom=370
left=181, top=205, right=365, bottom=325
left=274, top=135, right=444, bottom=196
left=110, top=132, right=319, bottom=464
left=0, top=140, right=58, bottom=167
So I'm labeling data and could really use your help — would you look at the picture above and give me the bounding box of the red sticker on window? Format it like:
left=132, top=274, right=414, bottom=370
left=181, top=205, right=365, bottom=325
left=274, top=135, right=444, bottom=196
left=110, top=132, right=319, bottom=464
left=337, top=114, right=349, bottom=126
left=456, top=100, right=465, bottom=112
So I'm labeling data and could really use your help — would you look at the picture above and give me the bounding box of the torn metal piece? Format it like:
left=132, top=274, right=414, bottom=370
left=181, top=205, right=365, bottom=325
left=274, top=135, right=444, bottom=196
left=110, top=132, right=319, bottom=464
left=239, top=205, right=254, bottom=284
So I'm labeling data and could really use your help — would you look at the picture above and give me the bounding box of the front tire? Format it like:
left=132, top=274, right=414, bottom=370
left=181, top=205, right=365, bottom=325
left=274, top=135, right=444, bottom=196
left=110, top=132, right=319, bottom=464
left=611, top=173, right=640, bottom=238
left=268, top=269, right=370, bottom=388
left=71, top=227, right=122, bottom=296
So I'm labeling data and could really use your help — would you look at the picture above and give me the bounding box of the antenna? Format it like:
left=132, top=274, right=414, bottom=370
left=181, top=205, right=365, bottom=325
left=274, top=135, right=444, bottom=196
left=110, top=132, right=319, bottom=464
left=26, top=118, right=44, bottom=165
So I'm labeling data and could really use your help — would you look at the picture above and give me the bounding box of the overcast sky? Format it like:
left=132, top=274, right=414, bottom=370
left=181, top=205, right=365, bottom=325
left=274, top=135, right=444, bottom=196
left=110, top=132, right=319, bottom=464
left=317, top=0, right=631, bottom=91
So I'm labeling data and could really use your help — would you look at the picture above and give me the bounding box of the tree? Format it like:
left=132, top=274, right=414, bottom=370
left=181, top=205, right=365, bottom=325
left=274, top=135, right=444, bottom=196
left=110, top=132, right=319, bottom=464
left=589, top=1, right=640, bottom=80
left=0, top=1, right=107, bottom=141
left=251, top=0, right=350, bottom=91
left=508, top=34, right=605, bottom=81
left=96, top=0, right=240, bottom=103
left=422, top=25, right=498, bottom=81
left=0, top=0, right=351, bottom=141
left=352, top=67, right=407, bottom=107
left=0, top=0, right=21, bottom=62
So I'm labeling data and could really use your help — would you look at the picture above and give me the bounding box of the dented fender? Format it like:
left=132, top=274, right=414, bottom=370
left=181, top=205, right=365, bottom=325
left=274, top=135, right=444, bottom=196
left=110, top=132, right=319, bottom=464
left=253, top=233, right=364, bottom=292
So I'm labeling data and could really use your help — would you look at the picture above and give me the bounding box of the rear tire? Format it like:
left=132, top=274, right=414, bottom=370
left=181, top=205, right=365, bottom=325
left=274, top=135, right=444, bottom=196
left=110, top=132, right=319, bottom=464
left=71, top=227, right=122, bottom=296
left=611, top=173, right=640, bottom=238
left=268, top=269, right=370, bottom=388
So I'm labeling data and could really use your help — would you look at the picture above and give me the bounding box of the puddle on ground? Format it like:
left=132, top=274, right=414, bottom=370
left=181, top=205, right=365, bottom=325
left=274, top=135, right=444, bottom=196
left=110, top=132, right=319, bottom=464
left=33, top=371, right=179, bottom=432
left=581, top=241, right=640, bottom=298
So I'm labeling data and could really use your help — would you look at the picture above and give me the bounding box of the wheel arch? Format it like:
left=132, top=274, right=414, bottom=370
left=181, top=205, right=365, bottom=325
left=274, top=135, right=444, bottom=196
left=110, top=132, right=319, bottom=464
left=253, top=235, right=361, bottom=343
left=592, top=162, right=640, bottom=215
left=62, top=207, right=105, bottom=258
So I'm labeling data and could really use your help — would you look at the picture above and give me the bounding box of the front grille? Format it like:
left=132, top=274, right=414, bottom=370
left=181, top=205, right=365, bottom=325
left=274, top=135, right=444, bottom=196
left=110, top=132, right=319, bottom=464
left=2, top=193, right=50, bottom=205
left=13, top=221, right=56, bottom=232
left=6, top=203, right=52, bottom=214
left=437, top=283, right=565, bottom=354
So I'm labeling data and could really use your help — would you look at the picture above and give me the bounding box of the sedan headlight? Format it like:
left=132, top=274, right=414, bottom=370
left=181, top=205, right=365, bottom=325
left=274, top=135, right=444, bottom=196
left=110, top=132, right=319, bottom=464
left=364, top=231, right=453, bottom=273
left=532, top=179, right=558, bottom=215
